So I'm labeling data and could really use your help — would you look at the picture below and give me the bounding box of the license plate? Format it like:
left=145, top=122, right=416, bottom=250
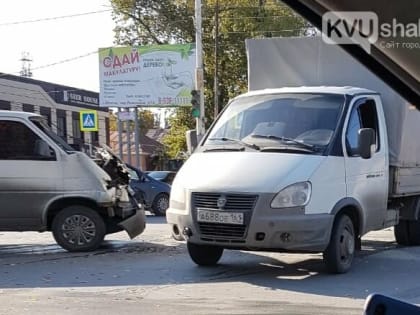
left=197, top=209, right=244, bottom=225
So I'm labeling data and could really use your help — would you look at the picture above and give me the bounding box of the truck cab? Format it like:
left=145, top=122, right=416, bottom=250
left=166, top=86, right=398, bottom=273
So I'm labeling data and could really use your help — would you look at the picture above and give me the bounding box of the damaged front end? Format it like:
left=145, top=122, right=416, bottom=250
left=94, top=145, right=146, bottom=239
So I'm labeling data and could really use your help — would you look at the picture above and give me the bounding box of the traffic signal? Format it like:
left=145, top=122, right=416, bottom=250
left=191, top=89, right=200, bottom=118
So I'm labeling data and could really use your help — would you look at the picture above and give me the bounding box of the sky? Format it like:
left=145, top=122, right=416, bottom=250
left=0, top=0, right=115, bottom=92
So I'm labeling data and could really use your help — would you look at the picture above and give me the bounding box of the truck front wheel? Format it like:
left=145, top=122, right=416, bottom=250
left=52, top=206, right=106, bottom=252
left=394, top=219, right=420, bottom=246
left=323, top=214, right=355, bottom=274
left=187, top=242, right=223, bottom=266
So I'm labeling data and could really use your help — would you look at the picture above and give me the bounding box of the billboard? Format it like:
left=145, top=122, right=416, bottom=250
left=99, top=44, right=196, bottom=107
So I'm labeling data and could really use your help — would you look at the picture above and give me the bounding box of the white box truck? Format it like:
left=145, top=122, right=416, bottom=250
left=166, top=37, right=420, bottom=273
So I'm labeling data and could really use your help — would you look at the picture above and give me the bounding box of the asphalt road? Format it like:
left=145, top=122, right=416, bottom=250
left=0, top=215, right=419, bottom=315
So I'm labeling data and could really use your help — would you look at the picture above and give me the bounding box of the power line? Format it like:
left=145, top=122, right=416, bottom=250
left=0, top=48, right=110, bottom=84
left=0, top=9, right=112, bottom=27
left=31, top=50, right=100, bottom=71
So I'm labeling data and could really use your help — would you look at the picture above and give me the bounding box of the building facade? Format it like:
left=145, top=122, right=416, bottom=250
left=0, top=73, right=109, bottom=149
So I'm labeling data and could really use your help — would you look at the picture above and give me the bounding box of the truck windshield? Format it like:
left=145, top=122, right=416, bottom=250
left=205, top=93, right=345, bottom=152
left=29, top=117, right=75, bottom=153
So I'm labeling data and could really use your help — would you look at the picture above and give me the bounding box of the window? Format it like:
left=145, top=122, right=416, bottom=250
left=40, top=107, right=51, bottom=126
left=0, top=120, right=55, bottom=160
left=0, top=100, right=10, bottom=110
left=91, top=131, right=99, bottom=146
left=56, top=110, right=67, bottom=140
left=23, top=104, right=34, bottom=112
left=127, top=168, right=139, bottom=180
left=345, top=99, right=380, bottom=156
left=346, top=107, right=362, bottom=153
left=72, top=118, right=81, bottom=139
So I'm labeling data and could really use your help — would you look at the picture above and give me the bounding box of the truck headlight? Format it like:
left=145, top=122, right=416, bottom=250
left=271, top=182, right=311, bottom=208
left=169, top=184, right=186, bottom=210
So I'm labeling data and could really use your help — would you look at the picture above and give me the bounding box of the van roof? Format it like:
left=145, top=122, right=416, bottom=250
left=0, top=110, right=41, bottom=119
left=242, top=86, right=378, bottom=98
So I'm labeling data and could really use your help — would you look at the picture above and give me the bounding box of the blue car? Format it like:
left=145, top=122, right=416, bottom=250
left=127, top=165, right=171, bottom=216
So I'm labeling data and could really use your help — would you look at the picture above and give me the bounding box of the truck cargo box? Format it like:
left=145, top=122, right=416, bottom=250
left=246, top=37, right=420, bottom=169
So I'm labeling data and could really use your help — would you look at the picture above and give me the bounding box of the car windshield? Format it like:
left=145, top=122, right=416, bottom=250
left=148, top=171, right=166, bottom=180
left=29, top=117, right=75, bottom=153
left=205, top=93, right=345, bottom=153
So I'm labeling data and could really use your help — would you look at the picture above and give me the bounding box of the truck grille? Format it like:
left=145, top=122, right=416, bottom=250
left=198, top=222, right=247, bottom=238
left=193, top=193, right=257, bottom=211
left=192, top=193, right=258, bottom=240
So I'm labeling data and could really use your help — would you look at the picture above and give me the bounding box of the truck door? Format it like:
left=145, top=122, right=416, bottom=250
left=344, top=97, right=388, bottom=232
left=0, top=119, right=61, bottom=230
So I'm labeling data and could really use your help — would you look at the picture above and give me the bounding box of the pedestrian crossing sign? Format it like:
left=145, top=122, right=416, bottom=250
left=79, top=110, right=98, bottom=131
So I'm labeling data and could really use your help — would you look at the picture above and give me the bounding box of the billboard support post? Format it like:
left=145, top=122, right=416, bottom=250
left=195, top=0, right=205, bottom=137
left=117, top=107, right=123, bottom=159
left=134, top=107, right=140, bottom=169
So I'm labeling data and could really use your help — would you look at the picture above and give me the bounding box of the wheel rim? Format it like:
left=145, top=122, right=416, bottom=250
left=339, top=223, right=355, bottom=265
left=156, top=196, right=169, bottom=212
left=61, top=214, right=96, bottom=246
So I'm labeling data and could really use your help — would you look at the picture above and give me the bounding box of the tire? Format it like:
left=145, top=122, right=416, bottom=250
left=152, top=193, right=169, bottom=216
left=323, top=214, right=355, bottom=274
left=394, top=219, right=411, bottom=245
left=171, top=231, right=185, bottom=241
left=52, top=205, right=106, bottom=252
left=187, top=242, right=223, bottom=266
left=395, top=219, right=420, bottom=246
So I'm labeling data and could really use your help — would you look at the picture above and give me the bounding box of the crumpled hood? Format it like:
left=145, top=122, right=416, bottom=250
left=175, top=152, right=325, bottom=193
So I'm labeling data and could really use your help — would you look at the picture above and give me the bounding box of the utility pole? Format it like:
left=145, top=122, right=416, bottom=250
left=20, top=52, right=33, bottom=78
left=213, top=0, right=219, bottom=120
left=195, top=0, right=205, bottom=137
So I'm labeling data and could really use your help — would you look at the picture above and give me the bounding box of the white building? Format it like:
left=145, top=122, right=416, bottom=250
left=0, top=73, right=109, bottom=149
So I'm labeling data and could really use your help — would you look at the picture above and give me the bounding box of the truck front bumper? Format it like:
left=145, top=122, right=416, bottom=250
left=118, top=209, right=146, bottom=239
left=167, top=194, right=334, bottom=252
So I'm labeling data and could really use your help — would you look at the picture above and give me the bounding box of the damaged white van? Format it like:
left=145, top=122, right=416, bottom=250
left=0, top=110, right=145, bottom=251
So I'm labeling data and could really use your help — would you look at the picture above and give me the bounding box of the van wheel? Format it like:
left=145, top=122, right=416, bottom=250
left=395, top=219, right=420, bottom=246
left=52, top=206, right=106, bottom=252
left=152, top=193, right=169, bottom=216
left=323, top=214, right=355, bottom=274
left=187, top=242, right=223, bottom=266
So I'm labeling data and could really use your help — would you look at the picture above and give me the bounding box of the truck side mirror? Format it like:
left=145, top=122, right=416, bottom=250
left=358, top=128, right=375, bottom=159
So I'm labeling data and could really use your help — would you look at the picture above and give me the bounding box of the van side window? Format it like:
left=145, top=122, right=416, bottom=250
left=0, top=121, right=56, bottom=160
left=345, top=99, right=380, bottom=157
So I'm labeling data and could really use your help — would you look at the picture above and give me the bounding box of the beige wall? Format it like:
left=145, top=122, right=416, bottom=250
left=120, top=153, right=150, bottom=171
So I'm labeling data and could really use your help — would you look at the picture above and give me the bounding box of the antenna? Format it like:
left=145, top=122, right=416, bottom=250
left=20, top=51, right=33, bottom=77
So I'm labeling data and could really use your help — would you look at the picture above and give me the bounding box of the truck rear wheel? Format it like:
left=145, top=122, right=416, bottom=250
left=394, top=219, right=420, bottom=246
left=52, top=205, right=106, bottom=252
left=187, top=242, right=223, bottom=266
left=323, top=214, right=355, bottom=274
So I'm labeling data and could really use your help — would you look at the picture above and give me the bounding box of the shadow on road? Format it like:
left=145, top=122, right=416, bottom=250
left=0, top=230, right=419, bottom=302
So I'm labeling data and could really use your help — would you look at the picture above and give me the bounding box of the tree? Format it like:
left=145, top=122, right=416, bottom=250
left=108, top=109, right=156, bottom=133
left=109, top=111, right=118, bottom=131
left=137, top=109, right=155, bottom=132
left=110, top=0, right=308, bottom=156
left=162, top=107, right=195, bottom=158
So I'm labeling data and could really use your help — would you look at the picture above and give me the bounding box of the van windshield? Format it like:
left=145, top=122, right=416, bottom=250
left=205, top=93, right=345, bottom=152
left=30, top=117, right=75, bottom=153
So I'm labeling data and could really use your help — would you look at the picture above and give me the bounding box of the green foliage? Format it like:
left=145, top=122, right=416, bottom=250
left=137, top=109, right=155, bottom=132
left=110, top=0, right=308, bottom=154
left=162, top=107, right=195, bottom=158
left=109, top=111, right=117, bottom=131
